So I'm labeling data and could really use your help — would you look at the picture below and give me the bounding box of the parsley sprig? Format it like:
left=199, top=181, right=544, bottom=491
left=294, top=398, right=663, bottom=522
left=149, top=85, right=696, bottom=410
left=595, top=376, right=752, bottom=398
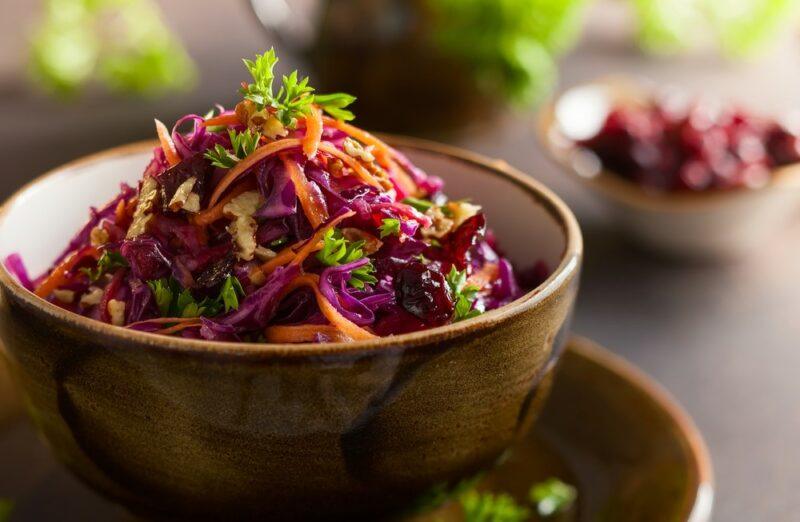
left=446, top=266, right=481, bottom=322
left=204, top=129, right=261, bottom=168
left=147, top=275, right=244, bottom=318
left=402, top=197, right=435, bottom=213
left=316, top=228, right=377, bottom=289
left=240, top=49, right=356, bottom=127
left=457, top=477, right=576, bottom=521
left=80, top=250, right=129, bottom=282
left=529, top=477, right=577, bottom=517
left=378, top=218, right=401, bottom=238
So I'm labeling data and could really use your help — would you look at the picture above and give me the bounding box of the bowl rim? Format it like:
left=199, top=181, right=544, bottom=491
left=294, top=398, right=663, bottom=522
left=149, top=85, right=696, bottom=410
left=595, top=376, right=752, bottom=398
left=0, top=136, right=582, bottom=359
left=536, top=77, right=800, bottom=213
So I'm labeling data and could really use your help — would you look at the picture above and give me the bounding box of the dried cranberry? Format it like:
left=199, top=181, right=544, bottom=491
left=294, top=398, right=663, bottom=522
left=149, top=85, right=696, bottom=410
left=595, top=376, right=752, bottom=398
left=372, top=307, right=429, bottom=336
left=195, top=253, right=234, bottom=289
left=442, top=213, right=486, bottom=270
left=394, top=262, right=453, bottom=326
left=157, top=152, right=214, bottom=211
left=120, top=237, right=171, bottom=280
left=766, top=126, right=800, bottom=166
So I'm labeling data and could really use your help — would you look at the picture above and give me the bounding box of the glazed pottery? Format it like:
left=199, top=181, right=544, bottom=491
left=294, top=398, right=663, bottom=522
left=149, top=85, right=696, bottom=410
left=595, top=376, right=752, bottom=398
left=537, top=77, right=800, bottom=260
left=0, top=138, right=582, bottom=520
left=0, top=337, right=712, bottom=521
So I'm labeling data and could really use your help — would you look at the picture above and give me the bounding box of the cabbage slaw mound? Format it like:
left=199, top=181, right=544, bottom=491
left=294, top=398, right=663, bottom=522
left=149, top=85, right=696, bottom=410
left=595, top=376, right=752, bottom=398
left=5, top=50, right=542, bottom=344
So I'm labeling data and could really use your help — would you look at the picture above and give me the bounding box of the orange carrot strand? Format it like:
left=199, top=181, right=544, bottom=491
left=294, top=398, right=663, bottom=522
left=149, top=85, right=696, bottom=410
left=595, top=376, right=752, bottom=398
left=264, top=324, right=351, bottom=343
left=302, top=106, right=323, bottom=159
left=282, top=154, right=328, bottom=228
left=155, top=119, right=181, bottom=166
left=35, top=247, right=100, bottom=298
left=201, top=113, right=242, bottom=128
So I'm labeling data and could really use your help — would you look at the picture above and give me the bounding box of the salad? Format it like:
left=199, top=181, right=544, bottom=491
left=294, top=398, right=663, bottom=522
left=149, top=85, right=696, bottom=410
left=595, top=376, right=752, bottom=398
left=578, top=93, right=800, bottom=192
left=4, top=50, right=541, bottom=344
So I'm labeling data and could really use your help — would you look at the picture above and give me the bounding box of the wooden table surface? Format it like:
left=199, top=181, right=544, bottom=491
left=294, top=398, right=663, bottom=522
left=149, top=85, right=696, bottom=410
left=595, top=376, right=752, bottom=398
left=2, top=1, right=800, bottom=520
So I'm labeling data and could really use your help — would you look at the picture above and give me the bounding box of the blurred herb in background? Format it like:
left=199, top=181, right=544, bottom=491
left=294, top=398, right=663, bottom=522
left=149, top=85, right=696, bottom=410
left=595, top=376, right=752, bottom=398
left=30, top=0, right=196, bottom=97
left=0, top=499, right=13, bottom=522
left=633, top=0, right=800, bottom=56
left=426, top=0, right=590, bottom=106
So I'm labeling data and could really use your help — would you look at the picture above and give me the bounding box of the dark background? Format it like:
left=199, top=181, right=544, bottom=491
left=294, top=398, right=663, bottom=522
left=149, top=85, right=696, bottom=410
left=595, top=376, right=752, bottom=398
left=2, top=1, right=800, bottom=519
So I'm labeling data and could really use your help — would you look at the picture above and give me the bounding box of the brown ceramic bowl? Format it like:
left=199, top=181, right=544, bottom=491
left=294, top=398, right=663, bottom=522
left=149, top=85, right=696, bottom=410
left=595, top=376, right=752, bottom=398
left=0, top=138, right=582, bottom=520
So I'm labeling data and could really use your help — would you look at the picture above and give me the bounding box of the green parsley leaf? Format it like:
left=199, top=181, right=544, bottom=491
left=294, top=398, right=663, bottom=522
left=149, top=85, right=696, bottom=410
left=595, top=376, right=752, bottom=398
left=314, top=92, right=357, bottom=122
left=147, top=275, right=245, bottom=318
left=529, top=478, right=576, bottom=517
left=446, top=266, right=482, bottom=322
left=80, top=250, right=129, bottom=282
left=147, top=278, right=174, bottom=316
left=219, top=274, right=245, bottom=313
left=204, top=143, right=238, bottom=169
left=204, top=129, right=261, bottom=169
left=315, top=228, right=376, bottom=288
left=379, top=218, right=402, bottom=239
left=239, top=49, right=357, bottom=127
left=402, top=197, right=435, bottom=213
left=0, top=498, right=13, bottom=522
left=459, top=489, right=529, bottom=522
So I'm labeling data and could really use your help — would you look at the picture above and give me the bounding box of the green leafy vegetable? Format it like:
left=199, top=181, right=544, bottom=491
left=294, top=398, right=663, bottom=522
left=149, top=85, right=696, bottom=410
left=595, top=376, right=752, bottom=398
left=80, top=250, right=128, bottom=282
left=459, top=490, right=529, bottom=522
left=529, top=477, right=577, bottom=517
left=446, top=266, right=481, bottom=322
left=147, top=275, right=244, bottom=318
left=427, top=0, right=589, bottom=105
left=204, top=129, right=261, bottom=168
left=316, top=228, right=377, bottom=288
left=29, top=0, right=196, bottom=97
left=378, top=218, right=401, bottom=239
left=240, top=49, right=356, bottom=126
left=0, top=499, right=13, bottom=522
left=403, top=197, right=435, bottom=213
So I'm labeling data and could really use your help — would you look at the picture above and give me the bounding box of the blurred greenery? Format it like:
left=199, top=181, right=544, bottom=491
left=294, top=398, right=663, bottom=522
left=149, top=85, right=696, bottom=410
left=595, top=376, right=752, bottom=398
left=427, top=0, right=590, bottom=106
left=29, top=0, right=196, bottom=97
left=633, top=0, right=800, bottom=56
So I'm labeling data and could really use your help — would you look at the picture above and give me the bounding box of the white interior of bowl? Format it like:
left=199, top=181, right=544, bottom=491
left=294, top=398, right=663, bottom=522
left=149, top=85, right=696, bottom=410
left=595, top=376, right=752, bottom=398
left=0, top=145, right=566, bottom=281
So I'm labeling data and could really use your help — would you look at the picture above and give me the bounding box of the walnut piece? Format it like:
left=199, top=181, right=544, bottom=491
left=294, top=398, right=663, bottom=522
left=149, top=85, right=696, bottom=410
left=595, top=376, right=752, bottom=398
left=53, top=289, right=75, bottom=304
left=167, top=177, right=198, bottom=212
left=107, top=299, right=126, bottom=326
left=90, top=226, right=109, bottom=246
left=343, top=138, right=376, bottom=163
left=223, top=191, right=262, bottom=261
left=80, top=287, right=104, bottom=307
left=126, top=176, right=159, bottom=239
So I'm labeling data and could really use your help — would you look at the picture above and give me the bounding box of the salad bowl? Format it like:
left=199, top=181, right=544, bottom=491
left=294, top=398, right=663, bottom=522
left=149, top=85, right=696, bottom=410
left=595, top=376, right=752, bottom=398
left=538, top=77, right=800, bottom=261
left=0, top=138, right=581, bottom=520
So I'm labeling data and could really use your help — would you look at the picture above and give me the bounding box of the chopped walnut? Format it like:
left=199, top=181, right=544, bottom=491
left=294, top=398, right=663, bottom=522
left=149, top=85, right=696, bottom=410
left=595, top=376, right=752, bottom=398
left=167, top=177, right=198, bottom=212
left=343, top=138, right=376, bottom=163
left=262, top=116, right=288, bottom=139
left=342, top=227, right=383, bottom=255
left=223, top=191, right=262, bottom=261
left=80, top=287, right=104, bottom=307
left=446, top=201, right=482, bottom=229
left=90, top=226, right=109, bottom=246
left=421, top=207, right=455, bottom=239
left=53, top=289, right=75, bottom=304
left=126, top=176, right=159, bottom=239
left=254, top=246, right=277, bottom=262
left=107, top=299, right=126, bottom=326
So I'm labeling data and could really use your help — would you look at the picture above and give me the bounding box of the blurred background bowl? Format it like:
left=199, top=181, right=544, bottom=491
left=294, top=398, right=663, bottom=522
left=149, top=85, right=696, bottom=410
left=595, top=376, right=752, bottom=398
left=537, top=78, right=800, bottom=260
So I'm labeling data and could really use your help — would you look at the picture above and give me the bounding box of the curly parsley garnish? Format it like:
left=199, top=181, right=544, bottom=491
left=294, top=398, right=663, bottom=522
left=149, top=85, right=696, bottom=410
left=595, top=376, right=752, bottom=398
left=529, top=477, right=577, bottom=517
left=459, top=490, right=529, bottom=522
left=80, top=250, right=128, bottom=282
left=204, top=129, right=261, bottom=168
left=446, top=266, right=481, bottom=322
left=378, top=218, right=402, bottom=238
left=316, top=228, right=378, bottom=289
left=240, top=49, right=356, bottom=127
left=147, top=275, right=244, bottom=318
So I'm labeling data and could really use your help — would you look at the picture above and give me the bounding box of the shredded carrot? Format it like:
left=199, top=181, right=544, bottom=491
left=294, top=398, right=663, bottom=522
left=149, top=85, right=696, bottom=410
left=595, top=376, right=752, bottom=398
left=154, top=119, right=181, bottom=166
left=191, top=179, right=256, bottom=226
left=302, top=106, right=323, bottom=159
left=467, top=262, right=499, bottom=290
left=259, top=211, right=355, bottom=277
left=35, top=246, right=100, bottom=298
left=201, top=113, right=241, bottom=128
left=114, top=199, right=127, bottom=226
left=283, top=154, right=328, bottom=228
left=207, top=138, right=303, bottom=207
left=264, top=324, right=351, bottom=343
left=317, top=142, right=382, bottom=189
left=283, top=274, right=376, bottom=341
left=320, top=116, right=417, bottom=194
left=154, top=320, right=202, bottom=336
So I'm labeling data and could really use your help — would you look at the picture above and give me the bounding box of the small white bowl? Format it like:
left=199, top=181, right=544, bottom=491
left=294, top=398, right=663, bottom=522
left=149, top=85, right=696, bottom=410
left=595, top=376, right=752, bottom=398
left=537, top=77, right=800, bottom=261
